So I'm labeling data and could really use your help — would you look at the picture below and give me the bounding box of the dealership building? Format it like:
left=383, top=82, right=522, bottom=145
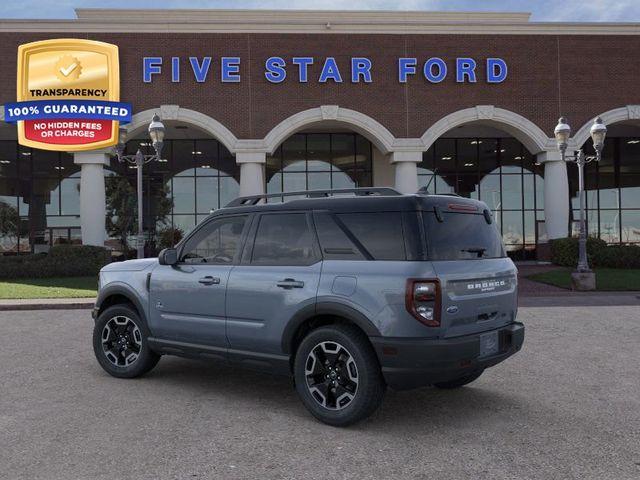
left=0, top=8, right=639, bottom=258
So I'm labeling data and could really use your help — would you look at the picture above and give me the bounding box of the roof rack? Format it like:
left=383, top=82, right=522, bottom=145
left=225, top=187, right=401, bottom=207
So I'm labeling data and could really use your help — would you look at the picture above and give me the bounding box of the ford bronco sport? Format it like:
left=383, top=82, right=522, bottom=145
left=92, top=188, right=524, bottom=426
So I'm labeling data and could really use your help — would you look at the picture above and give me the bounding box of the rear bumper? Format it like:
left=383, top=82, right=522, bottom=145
left=370, top=322, right=524, bottom=390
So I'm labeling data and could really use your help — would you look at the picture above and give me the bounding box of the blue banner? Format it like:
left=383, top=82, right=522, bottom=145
left=4, top=100, right=132, bottom=123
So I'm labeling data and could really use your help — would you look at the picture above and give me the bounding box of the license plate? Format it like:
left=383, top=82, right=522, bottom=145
left=479, top=331, right=499, bottom=357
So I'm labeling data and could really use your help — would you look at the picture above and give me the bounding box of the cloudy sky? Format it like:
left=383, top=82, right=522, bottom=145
left=0, top=0, right=639, bottom=22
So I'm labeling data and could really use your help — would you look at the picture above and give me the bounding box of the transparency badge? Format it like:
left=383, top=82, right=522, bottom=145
left=4, top=39, right=132, bottom=151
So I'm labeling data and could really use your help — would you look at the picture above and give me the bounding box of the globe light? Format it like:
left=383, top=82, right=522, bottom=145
left=590, top=116, right=607, bottom=155
left=148, top=114, right=165, bottom=157
left=554, top=117, right=571, bottom=153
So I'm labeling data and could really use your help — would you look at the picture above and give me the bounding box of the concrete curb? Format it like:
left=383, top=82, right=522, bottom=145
left=0, top=298, right=95, bottom=311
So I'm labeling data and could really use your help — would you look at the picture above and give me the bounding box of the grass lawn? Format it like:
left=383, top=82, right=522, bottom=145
left=528, top=268, right=640, bottom=291
left=0, top=276, right=97, bottom=299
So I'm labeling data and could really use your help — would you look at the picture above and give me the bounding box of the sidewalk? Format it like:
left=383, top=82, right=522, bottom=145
left=0, top=297, right=95, bottom=311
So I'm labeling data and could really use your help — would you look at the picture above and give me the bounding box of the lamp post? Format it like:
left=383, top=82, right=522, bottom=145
left=553, top=116, right=607, bottom=286
left=113, top=114, right=166, bottom=259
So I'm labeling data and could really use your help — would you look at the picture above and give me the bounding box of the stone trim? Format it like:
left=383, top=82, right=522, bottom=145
left=263, top=106, right=396, bottom=155
left=1, top=9, right=639, bottom=35
left=420, top=105, right=554, bottom=154
left=127, top=106, right=239, bottom=154
left=571, top=105, right=640, bottom=148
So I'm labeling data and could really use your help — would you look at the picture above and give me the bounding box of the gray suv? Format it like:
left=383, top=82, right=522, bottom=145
left=92, top=188, right=524, bottom=426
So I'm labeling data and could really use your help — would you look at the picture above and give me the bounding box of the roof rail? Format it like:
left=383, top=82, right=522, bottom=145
left=225, top=187, right=401, bottom=207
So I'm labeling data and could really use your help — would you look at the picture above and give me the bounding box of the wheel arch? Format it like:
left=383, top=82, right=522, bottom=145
left=282, top=302, right=381, bottom=356
left=96, top=283, right=147, bottom=326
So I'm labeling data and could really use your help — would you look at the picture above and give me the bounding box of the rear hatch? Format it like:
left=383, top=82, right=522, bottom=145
left=422, top=203, right=518, bottom=339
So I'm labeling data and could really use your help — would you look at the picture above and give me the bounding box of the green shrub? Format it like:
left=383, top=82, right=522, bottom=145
left=0, top=245, right=111, bottom=279
left=550, top=237, right=640, bottom=268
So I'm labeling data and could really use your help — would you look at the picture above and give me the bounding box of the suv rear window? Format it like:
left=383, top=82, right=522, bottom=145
left=423, top=211, right=505, bottom=260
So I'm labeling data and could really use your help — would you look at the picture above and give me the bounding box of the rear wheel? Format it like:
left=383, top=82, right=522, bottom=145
left=93, top=304, right=160, bottom=378
left=294, top=324, right=385, bottom=427
left=433, top=369, right=484, bottom=389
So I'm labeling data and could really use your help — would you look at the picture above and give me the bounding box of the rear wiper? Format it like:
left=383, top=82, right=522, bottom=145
left=461, top=247, right=487, bottom=258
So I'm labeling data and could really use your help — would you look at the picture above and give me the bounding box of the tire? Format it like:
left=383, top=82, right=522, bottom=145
left=433, top=369, right=484, bottom=389
left=93, top=304, right=160, bottom=378
left=293, top=324, right=385, bottom=427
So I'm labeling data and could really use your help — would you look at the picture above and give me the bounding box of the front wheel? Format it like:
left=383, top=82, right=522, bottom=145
left=93, top=304, right=160, bottom=378
left=293, top=324, right=385, bottom=427
left=433, top=370, right=484, bottom=389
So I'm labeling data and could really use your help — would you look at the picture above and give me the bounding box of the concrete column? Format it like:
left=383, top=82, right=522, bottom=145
left=237, top=152, right=266, bottom=197
left=74, top=151, right=110, bottom=246
left=391, top=151, right=421, bottom=194
left=538, top=151, right=569, bottom=240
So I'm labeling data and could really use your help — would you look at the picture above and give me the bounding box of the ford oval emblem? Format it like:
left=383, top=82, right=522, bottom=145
left=446, top=305, right=459, bottom=314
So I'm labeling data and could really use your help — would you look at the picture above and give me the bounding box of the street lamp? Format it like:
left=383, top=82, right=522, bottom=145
left=113, top=114, right=166, bottom=259
left=553, top=116, right=607, bottom=284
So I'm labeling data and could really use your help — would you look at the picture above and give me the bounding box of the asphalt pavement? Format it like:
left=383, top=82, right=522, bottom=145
left=0, top=306, right=639, bottom=480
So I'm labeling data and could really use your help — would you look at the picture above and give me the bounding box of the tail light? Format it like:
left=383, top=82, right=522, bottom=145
left=406, top=279, right=441, bottom=327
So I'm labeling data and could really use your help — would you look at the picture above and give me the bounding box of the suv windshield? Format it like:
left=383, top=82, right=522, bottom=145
left=423, top=211, right=505, bottom=260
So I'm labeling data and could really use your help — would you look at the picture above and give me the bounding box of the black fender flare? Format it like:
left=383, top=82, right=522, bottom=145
left=281, top=301, right=381, bottom=354
left=95, top=283, right=147, bottom=325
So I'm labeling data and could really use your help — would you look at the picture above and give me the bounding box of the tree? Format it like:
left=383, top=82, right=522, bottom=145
left=0, top=201, right=21, bottom=252
left=105, top=176, right=172, bottom=253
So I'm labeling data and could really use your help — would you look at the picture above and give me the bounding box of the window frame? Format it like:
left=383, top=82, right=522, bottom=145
left=241, top=211, right=322, bottom=267
left=176, top=213, right=252, bottom=266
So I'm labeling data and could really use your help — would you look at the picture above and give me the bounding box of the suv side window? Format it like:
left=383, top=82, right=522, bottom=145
left=337, top=212, right=406, bottom=260
left=251, top=213, right=318, bottom=266
left=313, top=212, right=366, bottom=260
left=181, top=215, right=248, bottom=264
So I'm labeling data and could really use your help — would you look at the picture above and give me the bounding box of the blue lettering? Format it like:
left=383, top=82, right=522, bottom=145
left=319, top=57, right=342, bottom=83
left=143, top=57, right=162, bottom=83
left=456, top=58, right=477, bottom=83
left=171, top=57, right=180, bottom=83
left=398, top=58, right=417, bottom=83
left=292, top=57, right=314, bottom=82
left=265, top=56, right=287, bottom=83
left=487, top=58, right=508, bottom=83
left=351, top=57, right=372, bottom=83
left=189, top=57, right=211, bottom=83
left=424, top=58, right=447, bottom=83
left=221, top=57, right=241, bottom=83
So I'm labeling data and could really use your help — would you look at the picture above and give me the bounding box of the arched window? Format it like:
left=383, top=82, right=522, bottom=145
left=266, top=133, right=373, bottom=198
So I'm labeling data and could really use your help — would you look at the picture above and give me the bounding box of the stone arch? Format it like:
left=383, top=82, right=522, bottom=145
left=263, top=105, right=396, bottom=155
left=572, top=105, right=640, bottom=148
left=420, top=105, right=553, bottom=154
left=127, top=105, right=239, bottom=154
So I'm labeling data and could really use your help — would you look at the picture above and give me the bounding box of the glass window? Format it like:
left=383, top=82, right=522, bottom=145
left=251, top=213, right=317, bottom=265
left=621, top=210, right=640, bottom=243
left=307, top=134, right=331, bottom=171
left=313, top=212, right=365, bottom=260
left=282, top=135, right=306, bottom=172
left=434, top=139, right=456, bottom=175
left=182, top=215, right=247, bottom=264
left=502, top=210, right=524, bottom=248
left=423, top=211, right=504, bottom=260
left=337, top=212, right=405, bottom=260
left=621, top=175, right=640, bottom=209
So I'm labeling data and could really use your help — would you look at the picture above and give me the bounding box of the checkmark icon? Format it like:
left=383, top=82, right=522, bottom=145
left=59, top=62, right=78, bottom=77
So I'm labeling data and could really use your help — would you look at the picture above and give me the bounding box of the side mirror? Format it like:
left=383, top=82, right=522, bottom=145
left=158, top=248, right=178, bottom=266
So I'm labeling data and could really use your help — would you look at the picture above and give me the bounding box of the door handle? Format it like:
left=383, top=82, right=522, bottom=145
left=199, top=276, right=221, bottom=285
left=277, top=278, right=305, bottom=289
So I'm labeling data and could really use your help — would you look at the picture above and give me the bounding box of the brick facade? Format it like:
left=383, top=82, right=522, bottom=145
left=1, top=32, right=638, bottom=141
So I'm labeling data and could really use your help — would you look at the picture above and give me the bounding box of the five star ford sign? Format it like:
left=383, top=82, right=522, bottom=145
left=4, top=39, right=132, bottom=152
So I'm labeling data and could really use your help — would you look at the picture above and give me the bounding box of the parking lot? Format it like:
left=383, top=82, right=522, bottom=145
left=1, top=306, right=639, bottom=480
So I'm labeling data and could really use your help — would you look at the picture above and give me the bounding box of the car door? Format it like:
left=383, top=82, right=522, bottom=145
left=226, top=211, right=322, bottom=371
left=148, top=214, right=251, bottom=350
